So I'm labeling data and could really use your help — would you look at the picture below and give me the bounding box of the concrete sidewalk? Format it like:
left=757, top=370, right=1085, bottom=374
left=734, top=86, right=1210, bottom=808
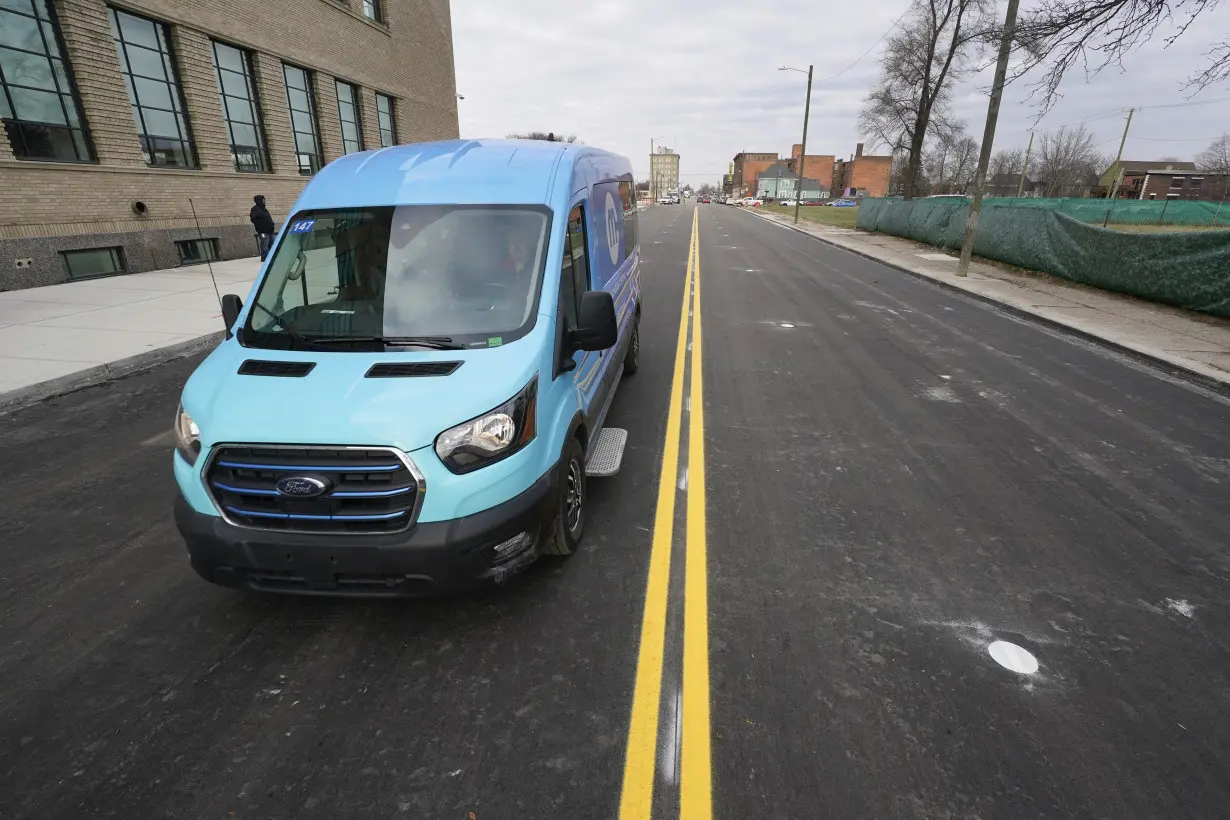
left=754, top=209, right=1230, bottom=388
left=0, top=258, right=259, bottom=410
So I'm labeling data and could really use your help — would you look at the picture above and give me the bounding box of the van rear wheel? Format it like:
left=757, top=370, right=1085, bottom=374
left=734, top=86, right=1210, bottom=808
left=544, top=437, right=585, bottom=556
left=623, top=315, right=640, bottom=375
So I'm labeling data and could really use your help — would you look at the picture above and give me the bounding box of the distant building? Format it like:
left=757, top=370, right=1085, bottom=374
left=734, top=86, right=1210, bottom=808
left=1120, top=170, right=1230, bottom=201
left=755, top=164, right=828, bottom=200
left=832, top=143, right=892, bottom=198
left=784, top=144, right=835, bottom=192
left=731, top=151, right=778, bottom=197
left=1099, top=160, right=1196, bottom=195
left=650, top=147, right=680, bottom=200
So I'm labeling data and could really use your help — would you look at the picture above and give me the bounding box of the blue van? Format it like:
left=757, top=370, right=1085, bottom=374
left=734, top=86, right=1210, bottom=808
left=172, top=139, right=641, bottom=595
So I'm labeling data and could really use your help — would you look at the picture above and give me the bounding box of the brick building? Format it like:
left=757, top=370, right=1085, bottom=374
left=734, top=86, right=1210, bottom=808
left=731, top=151, right=777, bottom=197
left=784, top=144, right=834, bottom=192
left=0, top=0, right=459, bottom=290
left=1120, top=170, right=1230, bottom=202
left=832, top=143, right=892, bottom=198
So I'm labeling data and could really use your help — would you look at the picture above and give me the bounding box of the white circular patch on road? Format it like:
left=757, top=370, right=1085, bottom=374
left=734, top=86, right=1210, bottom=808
left=779, top=322, right=795, bottom=328
left=987, top=641, right=1038, bottom=674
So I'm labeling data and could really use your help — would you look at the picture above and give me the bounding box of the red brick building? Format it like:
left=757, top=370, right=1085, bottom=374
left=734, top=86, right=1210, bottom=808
left=785, top=144, right=835, bottom=191
left=832, top=143, right=892, bottom=198
left=731, top=152, right=778, bottom=197
left=1119, top=170, right=1230, bottom=202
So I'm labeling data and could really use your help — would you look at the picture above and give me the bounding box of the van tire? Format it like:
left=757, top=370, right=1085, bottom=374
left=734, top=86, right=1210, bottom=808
left=544, top=436, right=586, bottom=556
left=623, top=316, right=640, bottom=376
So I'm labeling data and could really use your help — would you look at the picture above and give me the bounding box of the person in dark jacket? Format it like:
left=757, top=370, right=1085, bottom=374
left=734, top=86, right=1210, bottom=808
left=249, top=195, right=275, bottom=261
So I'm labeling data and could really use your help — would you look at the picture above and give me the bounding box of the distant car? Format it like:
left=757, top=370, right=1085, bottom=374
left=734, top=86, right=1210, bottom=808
left=700, top=197, right=711, bottom=204
left=827, top=199, right=857, bottom=207
left=743, top=197, right=763, bottom=207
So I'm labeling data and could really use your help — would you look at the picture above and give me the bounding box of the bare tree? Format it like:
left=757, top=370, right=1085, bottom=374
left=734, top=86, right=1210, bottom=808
left=859, top=0, right=994, bottom=199
left=987, top=147, right=1027, bottom=196
left=1036, top=124, right=1104, bottom=196
left=1195, top=134, right=1230, bottom=171
left=506, top=132, right=580, bottom=143
left=1013, top=0, right=1230, bottom=112
left=926, top=133, right=981, bottom=194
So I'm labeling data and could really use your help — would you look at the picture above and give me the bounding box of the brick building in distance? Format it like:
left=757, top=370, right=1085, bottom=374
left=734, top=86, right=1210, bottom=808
left=832, top=143, right=892, bottom=198
left=731, top=142, right=891, bottom=199
left=0, top=0, right=459, bottom=290
left=1119, top=169, right=1230, bottom=202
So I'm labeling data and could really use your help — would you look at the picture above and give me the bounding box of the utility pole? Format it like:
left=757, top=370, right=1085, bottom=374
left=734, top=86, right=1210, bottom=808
left=649, top=137, right=655, bottom=204
left=794, top=65, right=814, bottom=225
left=1016, top=131, right=1034, bottom=198
left=957, top=0, right=1020, bottom=277
left=1106, top=108, right=1135, bottom=201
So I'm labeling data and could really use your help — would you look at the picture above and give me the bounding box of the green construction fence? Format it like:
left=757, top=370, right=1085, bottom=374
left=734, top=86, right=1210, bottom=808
left=856, top=198, right=1230, bottom=318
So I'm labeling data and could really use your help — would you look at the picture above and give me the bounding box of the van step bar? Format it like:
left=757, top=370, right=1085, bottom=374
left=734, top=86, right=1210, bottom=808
left=585, top=427, right=627, bottom=477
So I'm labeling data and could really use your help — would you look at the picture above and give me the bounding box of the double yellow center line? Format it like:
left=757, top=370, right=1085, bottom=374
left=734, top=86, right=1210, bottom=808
left=619, top=207, right=712, bottom=820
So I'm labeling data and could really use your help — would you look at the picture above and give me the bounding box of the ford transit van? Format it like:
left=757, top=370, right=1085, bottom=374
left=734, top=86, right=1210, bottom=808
left=173, top=139, right=640, bottom=595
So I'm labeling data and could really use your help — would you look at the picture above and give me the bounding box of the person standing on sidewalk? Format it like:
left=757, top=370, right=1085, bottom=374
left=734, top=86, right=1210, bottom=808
left=250, top=195, right=276, bottom=261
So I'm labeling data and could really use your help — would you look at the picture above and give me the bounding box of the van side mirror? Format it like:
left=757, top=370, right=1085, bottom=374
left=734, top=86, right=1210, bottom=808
left=221, top=294, right=243, bottom=334
left=570, top=291, right=618, bottom=352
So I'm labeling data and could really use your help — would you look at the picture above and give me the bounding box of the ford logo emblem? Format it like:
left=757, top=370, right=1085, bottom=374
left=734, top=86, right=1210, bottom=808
left=275, top=476, right=329, bottom=497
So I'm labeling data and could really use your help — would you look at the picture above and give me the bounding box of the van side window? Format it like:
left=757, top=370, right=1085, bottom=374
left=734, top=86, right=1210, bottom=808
left=559, top=204, right=590, bottom=328
left=619, top=180, right=638, bottom=258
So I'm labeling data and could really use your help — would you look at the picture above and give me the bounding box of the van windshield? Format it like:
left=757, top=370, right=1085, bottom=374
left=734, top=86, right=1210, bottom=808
left=243, top=205, right=551, bottom=349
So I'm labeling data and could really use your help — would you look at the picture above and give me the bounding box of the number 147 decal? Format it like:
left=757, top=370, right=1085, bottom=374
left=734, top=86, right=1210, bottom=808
left=289, top=219, right=316, bottom=233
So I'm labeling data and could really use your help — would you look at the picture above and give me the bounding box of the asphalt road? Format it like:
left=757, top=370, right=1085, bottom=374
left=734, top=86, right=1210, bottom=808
left=3, top=203, right=1230, bottom=819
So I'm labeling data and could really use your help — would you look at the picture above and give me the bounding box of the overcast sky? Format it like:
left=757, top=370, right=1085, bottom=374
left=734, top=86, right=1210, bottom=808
left=451, top=1, right=1230, bottom=185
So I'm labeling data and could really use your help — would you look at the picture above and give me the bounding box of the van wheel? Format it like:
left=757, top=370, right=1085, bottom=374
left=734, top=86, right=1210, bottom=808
left=623, top=316, right=640, bottom=376
left=544, top=437, right=585, bottom=556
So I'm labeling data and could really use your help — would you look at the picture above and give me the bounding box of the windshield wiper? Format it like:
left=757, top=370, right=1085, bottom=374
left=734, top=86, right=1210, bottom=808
left=306, top=335, right=465, bottom=350
left=247, top=301, right=329, bottom=351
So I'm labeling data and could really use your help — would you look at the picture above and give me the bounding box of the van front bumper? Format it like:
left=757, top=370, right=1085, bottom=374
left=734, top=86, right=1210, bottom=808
left=175, top=465, right=559, bottom=597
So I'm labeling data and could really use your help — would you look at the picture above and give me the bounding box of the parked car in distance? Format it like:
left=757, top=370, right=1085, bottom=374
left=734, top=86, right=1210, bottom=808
left=700, top=197, right=711, bottom=204
left=828, top=198, right=857, bottom=207
left=743, top=197, right=763, bottom=207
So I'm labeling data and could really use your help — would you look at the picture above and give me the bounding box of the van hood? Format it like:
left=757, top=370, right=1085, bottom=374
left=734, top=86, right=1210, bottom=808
left=181, top=339, right=541, bottom=454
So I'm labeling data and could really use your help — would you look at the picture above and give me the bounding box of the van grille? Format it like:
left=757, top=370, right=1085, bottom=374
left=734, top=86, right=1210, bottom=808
left=238, top=360, right=316, bottom=377
left=204, top=445, right=421, bottom=534
left=365, top=362, right=462, bottom=378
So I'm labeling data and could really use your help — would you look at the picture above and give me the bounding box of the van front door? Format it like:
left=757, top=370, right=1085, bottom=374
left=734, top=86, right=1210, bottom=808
left=556, top=202, right=611, bottom=430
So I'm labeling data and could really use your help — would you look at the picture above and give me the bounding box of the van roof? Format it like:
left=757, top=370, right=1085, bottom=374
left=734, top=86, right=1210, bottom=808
left=295, top=138, right=628, bottom=210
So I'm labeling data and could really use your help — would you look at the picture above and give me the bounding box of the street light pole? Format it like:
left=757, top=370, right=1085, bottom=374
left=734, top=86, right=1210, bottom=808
left=957, top=0, right=1020, bottom=277
left=780, top=65, right=813, bottom=225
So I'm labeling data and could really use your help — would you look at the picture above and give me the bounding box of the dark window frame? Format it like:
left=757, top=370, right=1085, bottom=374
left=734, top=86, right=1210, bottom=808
left=375, top=92, right=396, bottom=147
left=362, top=0, right=382, bottom=23
left=283, top=62, right=323, bottom=175
left=61, top=246, right=127, bottom=279
left=211, top=40, right=270, bottom=173
left=335, top=79, right=363, bottom=154
left=0, top=0, right=95, bottom=163
left=175, top=236, right=220, bottom=265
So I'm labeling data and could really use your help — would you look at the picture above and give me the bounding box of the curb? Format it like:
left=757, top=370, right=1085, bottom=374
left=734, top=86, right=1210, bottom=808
left=750, top=210, right=1230, bottom=396
left=0, top=331, right=223, bottom=415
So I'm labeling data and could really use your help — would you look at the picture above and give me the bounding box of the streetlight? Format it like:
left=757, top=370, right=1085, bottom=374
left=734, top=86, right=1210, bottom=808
left=649, top=135, right=668, bottom=202
left=779, top=65, right=813, bottom=225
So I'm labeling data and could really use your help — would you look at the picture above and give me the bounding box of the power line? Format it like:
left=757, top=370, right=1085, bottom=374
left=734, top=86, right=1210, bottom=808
left=811, top=0, right=916, bottom=85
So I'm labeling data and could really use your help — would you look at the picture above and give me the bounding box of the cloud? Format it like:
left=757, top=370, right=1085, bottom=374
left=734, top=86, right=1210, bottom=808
left=452, top=1, right=1230, bottom=183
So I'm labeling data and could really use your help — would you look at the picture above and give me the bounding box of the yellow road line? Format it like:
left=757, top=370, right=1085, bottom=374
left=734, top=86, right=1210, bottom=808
left=618, top=209, right=697, bottom=820
left=680, top=207, right=713, bottom=819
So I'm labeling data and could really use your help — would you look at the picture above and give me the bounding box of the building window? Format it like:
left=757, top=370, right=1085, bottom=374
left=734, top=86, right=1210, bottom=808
left=176, top=237, right=220, bottom=264
left=362, top=0, right=381, bottom=22
left=108, top=8, right=196, bottom=168
left=283, top=64, right=322, bottom=175
left=1170, top=176, right=1185, bottom=188
left=1166, top=193, right=1180, bottom=200
left=211, top=41, right=269, bottom=173
left=0, top=0, right=93, bottom=162
left=62, top=247, right=126, bottom=279
left=375, top=92, right=396, bottom=147
left=1190, top=176, right=1203, bottom=188
left=335, top=80, right=363, bottom=154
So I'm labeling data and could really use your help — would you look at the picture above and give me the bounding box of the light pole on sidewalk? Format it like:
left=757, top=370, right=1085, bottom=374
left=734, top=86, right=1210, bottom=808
left=780, top=65, right=813, bottom=225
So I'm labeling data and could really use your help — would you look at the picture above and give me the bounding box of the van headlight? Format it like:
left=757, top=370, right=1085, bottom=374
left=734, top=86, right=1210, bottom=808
left=435, top=378, right=537, bottom=474
left=174, top=403, right=201, bottom=465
